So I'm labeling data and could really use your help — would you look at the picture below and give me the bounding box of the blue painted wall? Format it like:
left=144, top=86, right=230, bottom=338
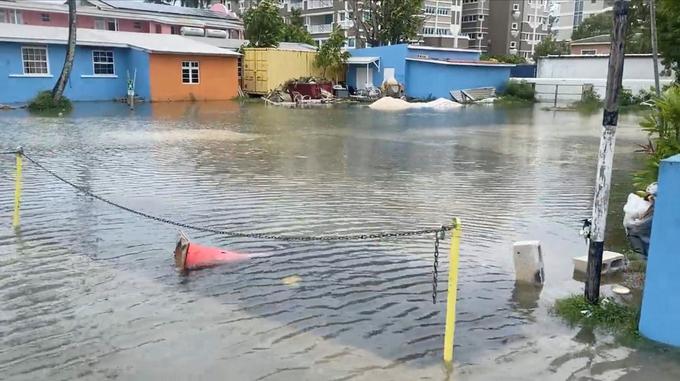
left=347, top=44, right=408, bottom=89
left=405, top=60, right=512, bottom=99
left=0, top=42, right=151, bottom=103
left=511, top=64, right=537, bottom=78
left=408, top=47, right=480, bottom=61
left=639, top=154, right=680, bottom=347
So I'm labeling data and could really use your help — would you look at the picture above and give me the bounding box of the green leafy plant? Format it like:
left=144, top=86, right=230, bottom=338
left=243, top=0, right=284, bottom=48
left=314, top=27, right=350, bottom=82
left=498, top=80, right=535, bottom=103
left=572, top=87, right=603, bottom=112
left=533, top=35, right=570, bottom=61
left=554, top=295, right=639, bottom=338
left=282, top=8, right=315, bottom=45
left=634, top=86, right=680, bottom=188
left=28, top=91, right=72, bottom=114
left=480, top=54, right=527, bottom=64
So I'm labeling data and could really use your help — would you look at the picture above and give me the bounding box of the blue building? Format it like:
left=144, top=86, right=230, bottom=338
left=346, top=44, right=514, bottom=100
left=0, top=23, right=239, bottom=104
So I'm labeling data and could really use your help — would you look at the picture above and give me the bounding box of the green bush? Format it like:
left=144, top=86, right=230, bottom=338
left=501, top=81, right=535, bottom=102
left=27, top=91, right=72, bottom=113
left=480, top=54, right=527, bottom=64
left=572, top=87, right=602, bottom=112
left=634, top=85, right=680, bottom=188
left=554, top=295, right=639, bottom=337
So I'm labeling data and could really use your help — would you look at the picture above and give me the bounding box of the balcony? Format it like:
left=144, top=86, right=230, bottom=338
left=337, top=19, right=354, bottom=29
left=308, top=0, right=333, bottom=10
left=307, top=23, right=333, bottom=34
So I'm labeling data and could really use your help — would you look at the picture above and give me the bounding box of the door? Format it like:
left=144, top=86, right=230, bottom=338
left=383, top=67, right=395, bottom=84
left=356, top=66, right=373, bottom=89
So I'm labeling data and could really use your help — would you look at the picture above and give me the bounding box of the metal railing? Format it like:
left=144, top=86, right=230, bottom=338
left=307, top=23, right=333, bottom=34
left=307, top=0, right=334, bottom=9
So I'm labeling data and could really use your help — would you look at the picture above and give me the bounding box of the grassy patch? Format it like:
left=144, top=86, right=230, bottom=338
left=502, top=81, right=536, bottom=102
left=554, top=295, right=640, bottom=339
left=494, top=95, right=535, bottom=105
left=27, top=91, right=72, bottom=114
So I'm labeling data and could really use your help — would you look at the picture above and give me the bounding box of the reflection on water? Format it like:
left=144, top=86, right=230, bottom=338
left=0, top=102, right=678, bottom=380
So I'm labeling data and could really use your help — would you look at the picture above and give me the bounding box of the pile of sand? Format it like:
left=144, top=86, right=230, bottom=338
left=368, top=97, right=462, bottom=111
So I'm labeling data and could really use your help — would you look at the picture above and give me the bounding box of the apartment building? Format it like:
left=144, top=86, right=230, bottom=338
left=461, top=0, right=489, bottom=51
left=488, top=0, right=550, bottom=59
left=421, top=0, right=468, bottom=48
left=551, top=0, right=615, bottom=40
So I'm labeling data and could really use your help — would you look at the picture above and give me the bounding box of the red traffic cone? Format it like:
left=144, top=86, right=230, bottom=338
left=174, top=232, right=249, bottom=272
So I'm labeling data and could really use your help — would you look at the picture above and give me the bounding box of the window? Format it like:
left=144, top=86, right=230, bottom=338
left=21, top=46, right=49, bottom=75
left=510, top=41, right=517, bottom=48
left=0, top=11, right=5, bottom=23
left=423, top=27, right=435, bottom=35
left=437, top=8, right=450, bottom=16
left=513, top=4, right=519, bottom=11
left=155, top=24, right=162, bottom=33
left=425, top=6, right=436, bottom=14
left=7, top=10, right=22, bottom=24
left=92, top=50, right=114, bottom=75
left=512, top=23, right=518, bottom=30
left=133, top=21, right=142, bottom=29
left=182, top=61, right=199, bottom=84
left=237, top=57, right=242, bottom=79
left=41, top=13, right=50, bottom=22
left=581, top=49, right=597, bottom=55
left=95, top=18, right=117, bottom=31
left=345, top=37, right=356, bottom=48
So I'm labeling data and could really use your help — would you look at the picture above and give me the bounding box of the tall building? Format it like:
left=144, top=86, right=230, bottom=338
left=461, top=0, right=489, bottom=51
left=488, top=0, right=550, bottom=59
left=233, top=1, right=469, bottom=49
left=421, top=0, right=469, bottom=48
left=551, top=0, right=614, bottom=40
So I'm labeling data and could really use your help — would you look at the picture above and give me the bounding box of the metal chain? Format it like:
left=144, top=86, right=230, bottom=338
left=0, top=151, right=18, bottom=155
left=432, top=231, right=440, bottom=304
left=21, top=152, right=454, bottom=242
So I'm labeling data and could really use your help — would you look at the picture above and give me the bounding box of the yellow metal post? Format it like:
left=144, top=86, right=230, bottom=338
left=12, top=148, right=23, bottom=228
left=443, top=218, right=461, bottom=364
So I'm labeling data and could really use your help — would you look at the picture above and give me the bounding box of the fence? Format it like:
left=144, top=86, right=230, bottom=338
left=531, top=82, right=607, bottom=106
left=2, top=148, right=463, bottom=364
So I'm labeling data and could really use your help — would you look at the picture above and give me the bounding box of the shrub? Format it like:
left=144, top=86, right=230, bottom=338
left=554, top=295, right=639, bottom=338
left=501, top=80, right=535, bottom=101
left=572, top=87, right=602, bottom=112
left=27, top=91, right=72, bottom=113
left=634, top=85, right=680, bottom=187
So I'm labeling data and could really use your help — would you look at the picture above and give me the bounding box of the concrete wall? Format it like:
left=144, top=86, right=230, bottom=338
left=527, top=55, right=675, bottom=102
left=639, top=154, right=680, bottom=347
left=405, top=59, right=512, bottom=99
left=569, top=43, right=610, bottom=55
left=149, top=53, right=239, bottom=101
left=0, top=42, right=150, bottom=103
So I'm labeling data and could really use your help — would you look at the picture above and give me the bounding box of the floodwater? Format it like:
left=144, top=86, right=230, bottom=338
left=0, top=102, right=678, bottom=381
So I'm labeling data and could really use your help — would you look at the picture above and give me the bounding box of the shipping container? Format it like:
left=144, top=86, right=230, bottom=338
left=243, top=48, right=326, bottom=95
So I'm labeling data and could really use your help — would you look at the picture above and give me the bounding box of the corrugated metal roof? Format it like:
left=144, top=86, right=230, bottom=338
left=347, top=56, right=380, bottom=65
left=0, top=24, right=240, bottom=56
left=99, top=1, right=240, bottom=21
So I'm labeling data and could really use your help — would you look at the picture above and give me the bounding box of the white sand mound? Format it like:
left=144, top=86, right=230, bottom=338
left=368, top=97, right=462, bottom=111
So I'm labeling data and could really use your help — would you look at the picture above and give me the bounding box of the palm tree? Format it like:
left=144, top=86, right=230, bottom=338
left=52, top=0, right=76, bottom=102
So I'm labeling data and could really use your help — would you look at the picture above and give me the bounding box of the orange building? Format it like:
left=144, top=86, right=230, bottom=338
left=149, top=53, right=239, bottom=102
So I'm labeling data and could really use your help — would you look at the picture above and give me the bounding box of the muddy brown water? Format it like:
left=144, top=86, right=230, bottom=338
left=1, top=102, right=679, bottom=380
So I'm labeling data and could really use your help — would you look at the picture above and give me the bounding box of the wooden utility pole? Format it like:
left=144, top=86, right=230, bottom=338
left=649, top=0, right=661, bottom=96
left=585, top=0, right=630, bottom=304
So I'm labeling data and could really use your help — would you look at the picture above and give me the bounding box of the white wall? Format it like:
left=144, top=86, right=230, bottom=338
left=521, top=55, right=675, bottom=103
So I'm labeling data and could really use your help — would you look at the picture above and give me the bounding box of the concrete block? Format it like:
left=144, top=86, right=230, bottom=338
left=572, top=251, right=625, bottom=274
left=513, top=240, right=544, bottom=284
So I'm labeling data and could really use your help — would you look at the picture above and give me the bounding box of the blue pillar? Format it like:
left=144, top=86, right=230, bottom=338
left=639, top=154, right=680, bottom=346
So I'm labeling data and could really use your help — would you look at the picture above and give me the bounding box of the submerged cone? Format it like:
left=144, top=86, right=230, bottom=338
left=174, top=232, right=249, bottom=272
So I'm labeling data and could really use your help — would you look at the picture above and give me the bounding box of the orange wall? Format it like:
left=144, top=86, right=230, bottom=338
left=149, top=54, right=238, bottom=102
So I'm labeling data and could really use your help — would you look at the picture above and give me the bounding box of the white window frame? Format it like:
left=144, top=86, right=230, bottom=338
left=41, top=13, right=50, bottom=22
left=510, top=41, right=517, bottom=48
left=512, top=23, right=518, bottom=30
left=21, top=46, right=50, bottom=76
left=513, top=4, right=520, bottom=11
left=92, top=50, right=115, bottom=76
left=182, top=61, right=200, bottom=84
left=581, top=49, right=597, bottom=55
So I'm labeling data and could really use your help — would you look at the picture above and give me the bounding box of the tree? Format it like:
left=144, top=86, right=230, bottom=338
left=570, top=0, right=650, bottom=53
left=657, top=0, right=680, bottom=81
left=347, top=0, right=424, bottom=47
left=282, top=8, right=315, bottom=45
left=314, top=27, right=350, bottom=82
left=533, top=36, right=569, bottom=61
left=243, top=0, right=284, bottom=47
left=52, top=0, right=76, bottom=102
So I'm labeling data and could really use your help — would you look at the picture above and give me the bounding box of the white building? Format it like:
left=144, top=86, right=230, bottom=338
left=550, top=0, right=615, bottom=41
